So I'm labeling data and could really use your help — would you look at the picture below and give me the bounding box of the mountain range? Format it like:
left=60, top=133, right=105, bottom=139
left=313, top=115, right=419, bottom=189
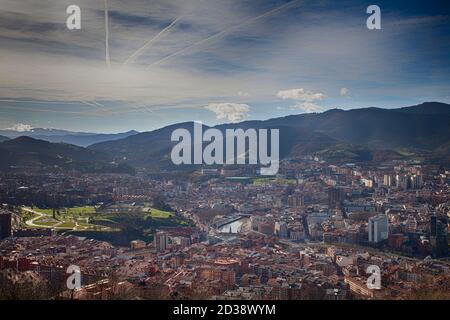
left=89, top=102, right=450, bottom=168
left=0, top=128, right=139, bottom=147
left=0, top=136, right=134, bottom=174
left=0, top=102, right=449, bottom=174
left=0, top=135, right=9, bottom=142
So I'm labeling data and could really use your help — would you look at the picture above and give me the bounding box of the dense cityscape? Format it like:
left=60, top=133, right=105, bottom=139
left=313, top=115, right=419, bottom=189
left=1, top=0, right=450, bottom=305
left=1, top=155, right=449, bottom=300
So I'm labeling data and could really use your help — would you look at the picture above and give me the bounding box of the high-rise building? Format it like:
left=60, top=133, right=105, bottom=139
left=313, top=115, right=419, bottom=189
left=396, top=174, right=409, bottom=190
left=274, top=221, right=288, bottom=238
left=410, top=174, right=423, bottom=189
left=288, top=194, right=304, bottom=208
left=430, top=215, right=448, bottom=258
left=328, top=187, right=344, bottom=209
left=383, top=175, right=394, bottom=187
left=154, top=231, right=169, bottom=252
left=369, top=214, right=389, bottom=243
left=0, top=211, right=12, bottom=240
left=405, top=215, right=418, bottom=233
left=395, top=174, right=423, bottom=190
left=179, top=237, right=191, bottom=248
left=362, top=178, right=374, bottom=188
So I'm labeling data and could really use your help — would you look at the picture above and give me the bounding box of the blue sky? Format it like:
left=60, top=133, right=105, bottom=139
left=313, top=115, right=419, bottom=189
left=0, top=0, right=449, bottom=133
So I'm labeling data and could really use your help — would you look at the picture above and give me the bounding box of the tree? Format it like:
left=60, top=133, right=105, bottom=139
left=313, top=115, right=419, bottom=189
left=404, top=275, right=450, bottom=300
left=152, top=195, right=172, bottom=211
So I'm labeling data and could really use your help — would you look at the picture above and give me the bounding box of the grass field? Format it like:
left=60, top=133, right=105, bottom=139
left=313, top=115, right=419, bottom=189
left=145, top=207, right=173, bottom=218
left=37, top=206, right=96, bottom=216
left=20, top=204, right=192, bottom=246
left=34, top=216, right=59, bottom=226
left=23, top=206, right=109, bottom=231
left=23, top=205, right=177, bottom=232
left=57, top=221, right=77, bottom=229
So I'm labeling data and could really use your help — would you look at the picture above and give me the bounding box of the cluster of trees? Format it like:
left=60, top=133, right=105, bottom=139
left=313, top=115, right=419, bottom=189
left=0, top=269, right=64, bottom=300
left=403, top=275, right=450, bottom=300
left=152, top=195, right=172, bottom=212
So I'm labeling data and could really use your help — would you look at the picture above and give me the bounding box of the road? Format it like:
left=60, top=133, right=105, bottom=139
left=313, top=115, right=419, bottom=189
left=23, top=207, right=51, bottom=228
left=22, top=207, right=90, bottom=231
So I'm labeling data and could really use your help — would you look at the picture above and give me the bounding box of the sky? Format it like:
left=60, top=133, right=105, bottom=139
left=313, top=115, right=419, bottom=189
left=0, top=0, right=449, bottom=133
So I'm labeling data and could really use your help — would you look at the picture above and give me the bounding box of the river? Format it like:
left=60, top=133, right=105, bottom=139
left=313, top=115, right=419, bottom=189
left=218, top=218, right=248, bottom=233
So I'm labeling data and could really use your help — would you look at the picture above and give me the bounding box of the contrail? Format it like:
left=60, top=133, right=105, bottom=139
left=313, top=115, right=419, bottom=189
left=123, top=16, right=182, bottom=67
left=80, top=101, right=98, bottom=107
left=148, top=0, right=301, bottom=68
left=0, top=104, right=92, bottom=115
left=91, top=100, right=105, bottom=108
left=0, top=99, right=88, bottom=105
left=80, top=100, right=106, bottom=108
left=104, top=0, right=111, bottom=67
left=0, top=98, right=107, bottom=111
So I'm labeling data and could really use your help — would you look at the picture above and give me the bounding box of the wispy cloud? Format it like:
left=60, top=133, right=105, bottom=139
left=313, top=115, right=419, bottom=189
left=147, top=0, right=301, bottom=67
left=0, top=0, right=449, bottom=131
left=340, top=87, right=349, bottom=96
